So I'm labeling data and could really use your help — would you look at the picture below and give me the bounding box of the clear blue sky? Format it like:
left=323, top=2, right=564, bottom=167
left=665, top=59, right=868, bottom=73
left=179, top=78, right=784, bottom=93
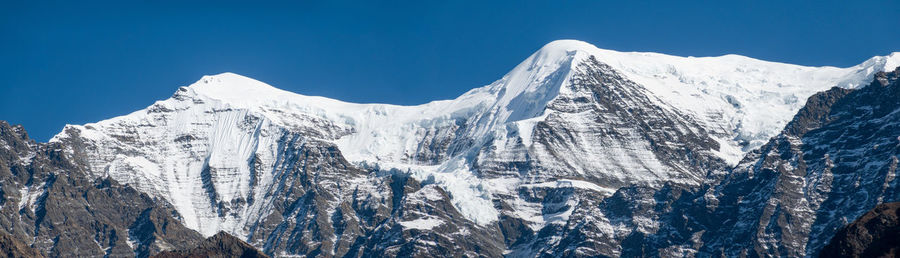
left=2, top=1, right=899, bottom=141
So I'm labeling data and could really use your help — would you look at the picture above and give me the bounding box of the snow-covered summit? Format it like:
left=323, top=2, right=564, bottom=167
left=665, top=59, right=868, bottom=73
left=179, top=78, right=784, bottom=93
left=191, top=72, right=280, bottom=96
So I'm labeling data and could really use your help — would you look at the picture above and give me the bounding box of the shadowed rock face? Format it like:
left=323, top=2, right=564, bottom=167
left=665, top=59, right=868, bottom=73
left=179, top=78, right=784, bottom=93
left=0, top=121, right=203, bottom=257
left=0, top=230, right=42, bottom=258
left=152, top=231, right=268, bottom=258
left=820, top=202, right=900, bottom=258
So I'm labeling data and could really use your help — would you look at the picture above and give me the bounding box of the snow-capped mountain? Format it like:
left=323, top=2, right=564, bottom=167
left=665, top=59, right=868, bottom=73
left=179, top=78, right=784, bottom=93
left=24, top=39, right=900, bottom=256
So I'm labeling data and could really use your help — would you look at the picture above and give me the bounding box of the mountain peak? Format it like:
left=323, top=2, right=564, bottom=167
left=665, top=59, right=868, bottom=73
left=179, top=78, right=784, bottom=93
left=190, top=72, right=280, bottom=93
left=864, top=51, right=900, bottom=73
left=182, top=72, right=313, bottom=108
left=536, top=39, right=599, bottom=55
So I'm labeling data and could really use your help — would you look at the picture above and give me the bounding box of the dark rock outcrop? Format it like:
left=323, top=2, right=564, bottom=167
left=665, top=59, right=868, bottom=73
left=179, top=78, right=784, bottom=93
left=821, top=202, right=900, bottom=258
left=0, top=230, right=43, bottom=258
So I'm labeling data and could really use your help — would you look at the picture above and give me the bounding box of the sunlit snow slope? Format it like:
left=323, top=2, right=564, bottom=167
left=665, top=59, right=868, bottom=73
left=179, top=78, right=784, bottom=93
left=51, top=40, right=900, bottom=236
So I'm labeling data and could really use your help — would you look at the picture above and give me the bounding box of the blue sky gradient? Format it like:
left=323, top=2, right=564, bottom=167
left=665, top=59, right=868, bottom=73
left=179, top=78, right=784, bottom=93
left=2, top=0, right=899, bottom=141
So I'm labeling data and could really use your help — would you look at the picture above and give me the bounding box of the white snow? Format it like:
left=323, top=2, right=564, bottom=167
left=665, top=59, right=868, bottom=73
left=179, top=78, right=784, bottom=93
left=50, top=39, right=900, bottom=235
left=18, top=183, right=46, bottom=213
left=399, top=217, right=445, bottom=230
left=519, top=179, right=617, bottom=195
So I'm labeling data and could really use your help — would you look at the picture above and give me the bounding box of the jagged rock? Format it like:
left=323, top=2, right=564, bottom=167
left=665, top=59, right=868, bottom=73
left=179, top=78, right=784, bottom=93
left=152, top=231, right=267, bottom=258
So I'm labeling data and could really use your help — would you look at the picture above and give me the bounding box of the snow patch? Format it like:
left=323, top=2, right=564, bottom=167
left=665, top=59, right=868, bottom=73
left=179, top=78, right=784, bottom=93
left=399, top=217, right=445, bottom=230
left=520, top=179, right=617, bottom=195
